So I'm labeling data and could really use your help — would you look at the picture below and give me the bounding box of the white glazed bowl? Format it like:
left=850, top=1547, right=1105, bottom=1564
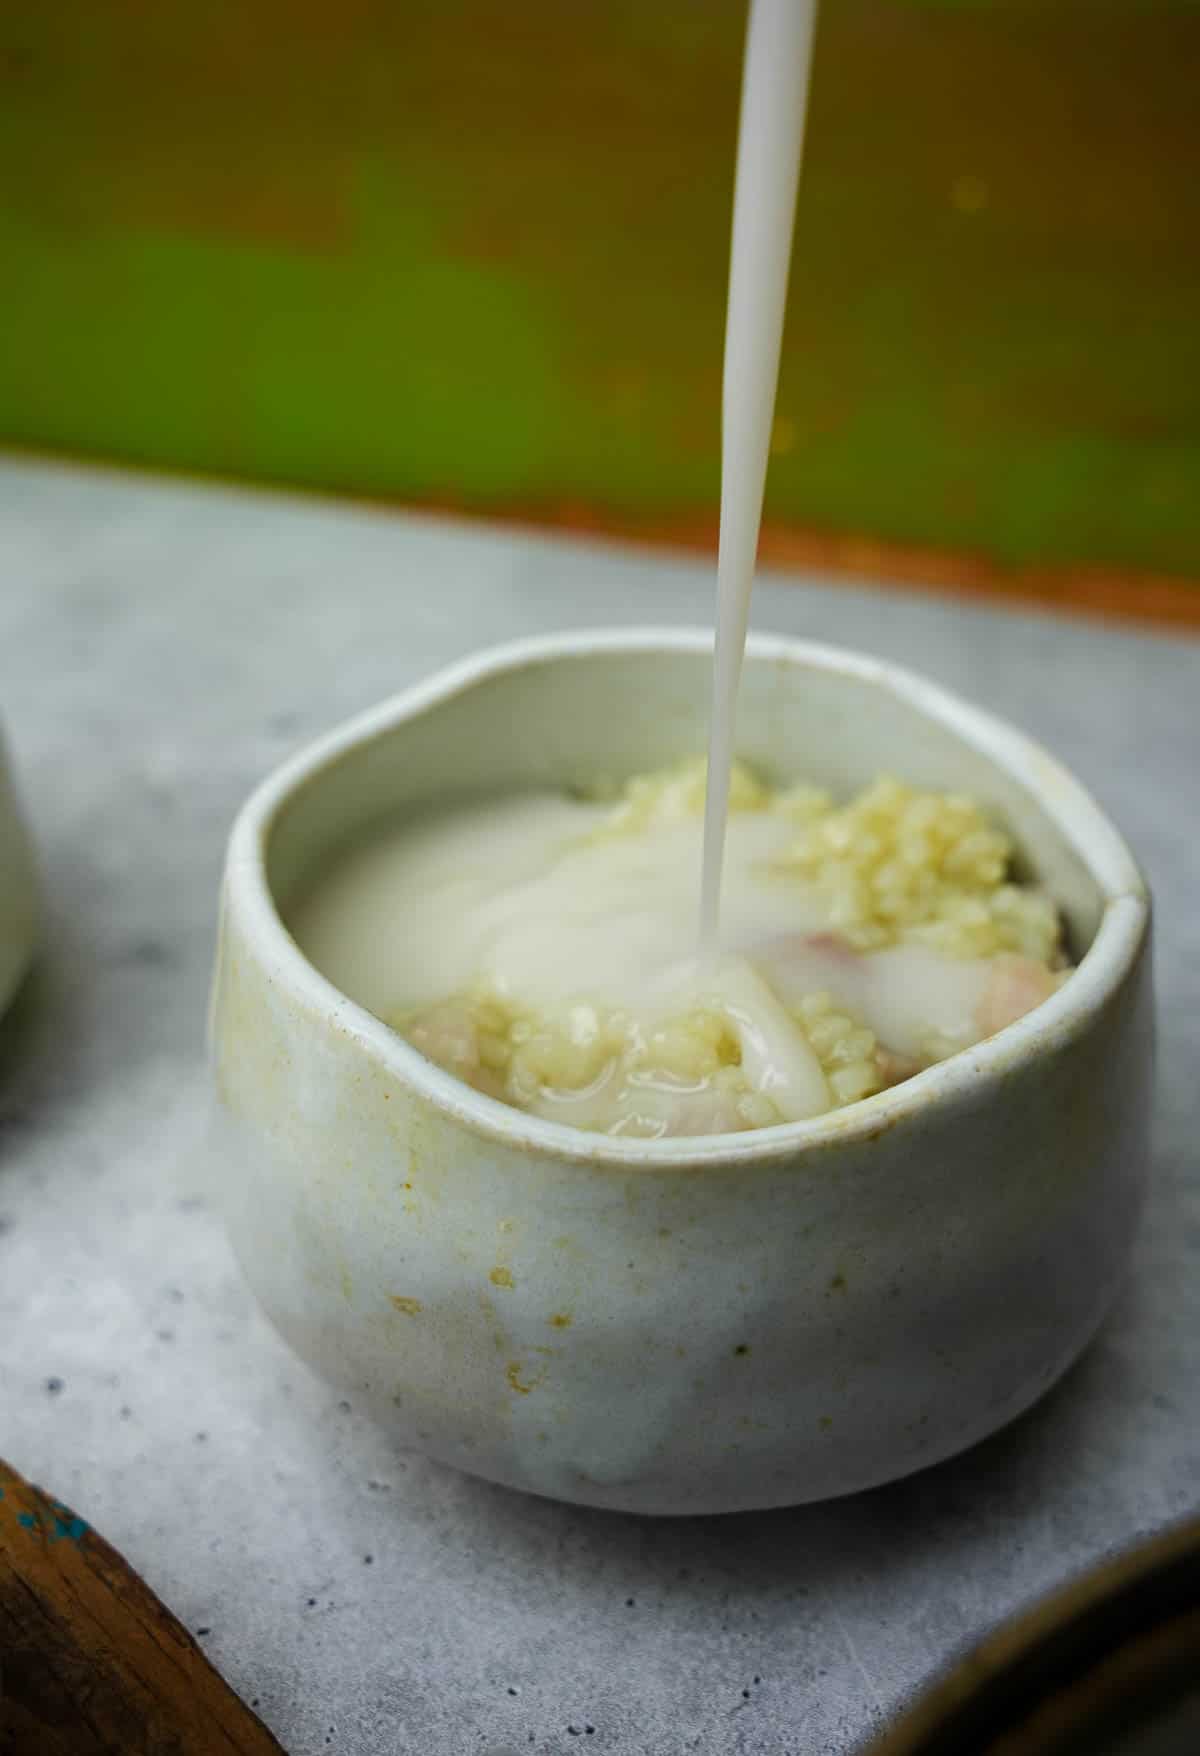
left=0, top=726, right=38, bottom=1019
left=210, top=630, right=1152, bottom=1515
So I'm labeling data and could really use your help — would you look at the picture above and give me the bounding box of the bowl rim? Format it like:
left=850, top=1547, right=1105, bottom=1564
left=863, top=1512, right=1200, bottom=1754
left=218, top=627, right=1150, bottom=1169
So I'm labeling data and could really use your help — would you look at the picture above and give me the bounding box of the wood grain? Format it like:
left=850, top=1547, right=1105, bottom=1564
left=0, top=1457, right=285, bottom=1755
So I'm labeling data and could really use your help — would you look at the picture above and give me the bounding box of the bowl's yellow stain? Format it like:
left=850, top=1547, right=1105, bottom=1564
left=506, top=1361, right=540, bottom=1395
left=548, top=1312, right=573, bottom=1329
left=389, top=1295, right=423, bottom=1316
left=489, top=1266, right=515, bottom=1289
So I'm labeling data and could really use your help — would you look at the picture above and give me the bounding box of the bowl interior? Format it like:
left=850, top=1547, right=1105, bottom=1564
left=265, top=640, right=1118, bottom=963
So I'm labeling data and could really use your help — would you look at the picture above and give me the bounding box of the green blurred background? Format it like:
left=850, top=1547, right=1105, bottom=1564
left=3, top=1, right=1199, bottom=606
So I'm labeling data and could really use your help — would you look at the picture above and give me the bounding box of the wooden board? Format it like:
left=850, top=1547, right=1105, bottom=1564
left=0, top=1457, right=286, bottom=1755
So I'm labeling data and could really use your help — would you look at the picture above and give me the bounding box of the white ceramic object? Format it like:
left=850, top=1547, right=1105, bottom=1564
left=209, top=631, right=1153, bottom=1516
left=0, top=726, right=38, bottom=1019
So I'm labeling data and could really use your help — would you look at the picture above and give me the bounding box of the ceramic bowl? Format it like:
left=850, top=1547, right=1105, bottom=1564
left=865, top=1515, right=1200, bottom=1754
left=209, top=630, right=1152, bottom=1515
left=0, top=725, right=38, bottom=1020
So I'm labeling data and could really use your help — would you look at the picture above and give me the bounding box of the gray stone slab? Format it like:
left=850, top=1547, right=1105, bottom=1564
left=0, top=456, right=1196, bottom=1756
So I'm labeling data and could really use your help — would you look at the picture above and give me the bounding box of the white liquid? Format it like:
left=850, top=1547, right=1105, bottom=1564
left=700, top=0, right=819, bottom=957
left=294, top=797, right=821, bottom=1022
left=290, top=787, right=1058, bottom=1137
left=291, top=796, right=837, bottom=1132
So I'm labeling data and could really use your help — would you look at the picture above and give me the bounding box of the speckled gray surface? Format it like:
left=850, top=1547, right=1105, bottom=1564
left=0, top=457, right=1196, bottom=1756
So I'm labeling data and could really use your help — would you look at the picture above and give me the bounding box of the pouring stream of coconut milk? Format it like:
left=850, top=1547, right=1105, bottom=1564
left=699, top=0, right=819, bottom=960
left=291, top=0, right=1064, bottom=1141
